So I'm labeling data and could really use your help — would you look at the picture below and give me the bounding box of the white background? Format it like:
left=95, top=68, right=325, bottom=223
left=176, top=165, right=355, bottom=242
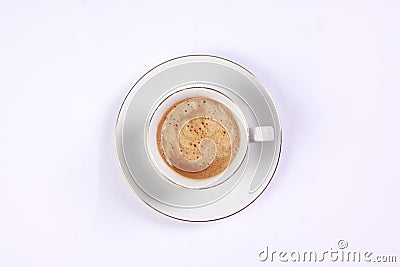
left=1, top=1, right=399, bottom=266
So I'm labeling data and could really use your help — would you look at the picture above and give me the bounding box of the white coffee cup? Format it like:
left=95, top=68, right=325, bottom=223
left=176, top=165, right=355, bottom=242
left=146, top=87, right=274, bottom=189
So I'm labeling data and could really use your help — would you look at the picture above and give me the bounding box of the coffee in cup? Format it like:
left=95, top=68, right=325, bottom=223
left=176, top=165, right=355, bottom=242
left=156, top=96, right=240, bottom=179
left=147, top=87, right=273, bottom=189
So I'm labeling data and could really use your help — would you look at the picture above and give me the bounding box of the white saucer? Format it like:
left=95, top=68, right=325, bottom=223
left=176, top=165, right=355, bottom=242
left=115, top=55, right=282, bottom=222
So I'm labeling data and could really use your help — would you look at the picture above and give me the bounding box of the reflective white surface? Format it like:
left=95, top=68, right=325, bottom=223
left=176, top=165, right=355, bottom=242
left=1, top=1, right=399, bottom=266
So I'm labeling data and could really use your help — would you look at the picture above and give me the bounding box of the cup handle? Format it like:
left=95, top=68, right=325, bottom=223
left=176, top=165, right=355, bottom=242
left=249, top=126, right=274, bottom=142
